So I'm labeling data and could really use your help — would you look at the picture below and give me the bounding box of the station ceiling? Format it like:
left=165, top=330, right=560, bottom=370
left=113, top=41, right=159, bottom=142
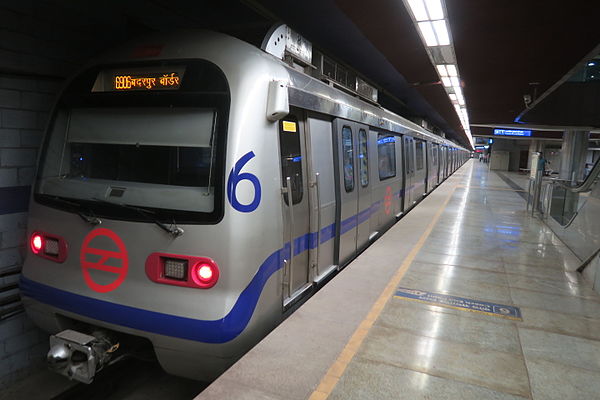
left=247, top=0, right=600, bottom=147
left=32, top=1, right=600, bottom=148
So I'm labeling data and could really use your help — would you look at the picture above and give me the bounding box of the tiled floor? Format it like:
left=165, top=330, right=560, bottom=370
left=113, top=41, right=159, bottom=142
left=198, top=161, right=600, bottom=400
left=329, top=162, right=600, bottom=400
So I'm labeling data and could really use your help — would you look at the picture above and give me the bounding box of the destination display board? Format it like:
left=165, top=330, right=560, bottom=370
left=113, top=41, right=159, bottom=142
left=493, top=128, right=532, bottom=137
left=92, top=66, right=186, bottom=92
left=114, top=72, right=181, bottom=91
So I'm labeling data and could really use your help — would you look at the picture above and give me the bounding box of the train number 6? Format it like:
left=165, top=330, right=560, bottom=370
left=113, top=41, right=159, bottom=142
left=227, top=151, right=262, bottom=213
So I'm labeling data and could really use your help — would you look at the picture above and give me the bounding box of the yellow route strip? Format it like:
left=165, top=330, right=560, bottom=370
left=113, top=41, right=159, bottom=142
left=309, top=185, right=458, bottom=400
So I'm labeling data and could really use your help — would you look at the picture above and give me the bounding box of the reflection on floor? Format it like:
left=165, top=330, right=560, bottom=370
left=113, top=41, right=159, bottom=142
left=329, top=162, right=600, bottom=400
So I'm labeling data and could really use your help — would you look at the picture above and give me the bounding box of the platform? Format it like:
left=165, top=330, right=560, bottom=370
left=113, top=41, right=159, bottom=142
left=196, top=160, right=600, bottom=400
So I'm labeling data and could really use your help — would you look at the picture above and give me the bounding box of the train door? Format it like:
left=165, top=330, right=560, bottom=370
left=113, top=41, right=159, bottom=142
left=428, top=142, right=438, bottom=191
left=306, top=113, right=337, bottom=284
left=333, top=119, right=369, bottom=267
left=442, top=146, right=448, bottom=178
left=432, top=143, right=439, bottom=187
left=403, top=136, right=416, bottom=208
left=356, top=127, right=371, bottom=252
left=279, top=111, right=312, bottom=306
left=414, top=139, right=426, bottom=198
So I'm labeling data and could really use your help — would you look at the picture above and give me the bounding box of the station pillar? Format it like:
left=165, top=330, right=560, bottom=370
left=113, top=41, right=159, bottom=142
left=527, top=139, right=543, bottom=169
left=559, top=130, right=589, bottom=183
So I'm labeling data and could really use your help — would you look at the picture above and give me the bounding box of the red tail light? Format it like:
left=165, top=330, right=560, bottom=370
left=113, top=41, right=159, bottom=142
left=30, top=232, right=68, bottom=263
left=31, top=234, right=43, bottom=253
left=145, top=253, right=219, bottom=289
left=191, top=263, right=219, bottom=288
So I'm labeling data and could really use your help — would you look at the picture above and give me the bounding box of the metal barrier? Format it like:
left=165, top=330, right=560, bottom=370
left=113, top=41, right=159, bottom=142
left=543, top=157, right=600, bottom=227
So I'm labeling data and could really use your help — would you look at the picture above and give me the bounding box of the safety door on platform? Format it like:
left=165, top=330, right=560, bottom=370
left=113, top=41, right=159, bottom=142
left=278, top=110, right=312, bottom=307
left=334, top=119, right=371, bottom=267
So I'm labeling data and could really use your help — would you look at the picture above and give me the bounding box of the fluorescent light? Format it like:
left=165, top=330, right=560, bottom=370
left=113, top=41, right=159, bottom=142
left=432, top=20, right=450, bottom=45
left=453, top=86, right=462, bottom=97
left=450, top=76, right=460, bottom=87
left=446, top=64, right=458, bottom=77
left=424, top=0, right=444, bottom=20
left=418, top=21, right=438, bottom=46
left=407, top=0, right=429, bottom=21
left=441, top=77, right=451, bottom=87
left=457, top=94, right=465, bottom=105
left=436, top=64, right=448, bottom=77
left=449, top=93, right=457, bottom=101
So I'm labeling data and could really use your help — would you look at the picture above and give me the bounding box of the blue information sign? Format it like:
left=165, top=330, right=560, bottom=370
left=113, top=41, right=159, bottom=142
left=493, top=129, right=532, bottom=137
left=395, top=287, right=522, bottom=320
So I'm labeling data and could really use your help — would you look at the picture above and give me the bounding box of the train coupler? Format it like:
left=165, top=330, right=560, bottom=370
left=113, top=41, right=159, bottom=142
left=47, top=329, right=119, bottom=384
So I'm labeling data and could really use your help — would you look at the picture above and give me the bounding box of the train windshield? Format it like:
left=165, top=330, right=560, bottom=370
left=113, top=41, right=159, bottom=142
left=34, top=60, right=230, bottom=224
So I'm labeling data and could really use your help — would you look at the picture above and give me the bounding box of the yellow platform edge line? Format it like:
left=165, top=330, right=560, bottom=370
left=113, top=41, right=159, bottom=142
left=393, top=296, right=523, bottom=321
left=310, top=184, right=458, bottom=399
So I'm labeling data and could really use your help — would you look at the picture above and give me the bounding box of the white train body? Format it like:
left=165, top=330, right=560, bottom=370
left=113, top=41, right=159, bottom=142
left=20, top=30, right=468, bottom=381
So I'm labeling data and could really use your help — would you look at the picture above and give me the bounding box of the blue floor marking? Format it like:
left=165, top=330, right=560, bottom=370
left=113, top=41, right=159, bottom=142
left=395, top=287, right=522, bottom=320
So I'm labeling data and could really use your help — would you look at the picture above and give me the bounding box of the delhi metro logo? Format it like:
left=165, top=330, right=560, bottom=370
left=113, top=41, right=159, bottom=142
left=80, top=228, right=129, bottom=293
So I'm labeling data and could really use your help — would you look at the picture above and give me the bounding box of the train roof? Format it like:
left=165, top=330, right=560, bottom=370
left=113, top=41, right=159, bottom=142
left=78, top=29, right=467, bottom=151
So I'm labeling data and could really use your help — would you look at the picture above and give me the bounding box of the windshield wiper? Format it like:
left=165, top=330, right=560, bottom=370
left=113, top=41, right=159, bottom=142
left=45, top=195, right=101, bottom=225
left=91, top=198, right=184, bottom=238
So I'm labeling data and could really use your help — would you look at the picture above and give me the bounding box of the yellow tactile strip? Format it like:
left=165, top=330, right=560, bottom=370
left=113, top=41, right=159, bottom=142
left=309, top=185, right=458, bottom=400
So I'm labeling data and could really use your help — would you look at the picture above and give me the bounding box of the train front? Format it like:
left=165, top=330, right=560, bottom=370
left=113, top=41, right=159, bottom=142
left=19, top=33, right=284, bottom=382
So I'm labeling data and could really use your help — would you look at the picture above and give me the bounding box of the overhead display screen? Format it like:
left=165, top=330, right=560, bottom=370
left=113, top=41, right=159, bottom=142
left=114, top=72, right=182, bottom=91
left=493, top=128, right=532, bottom=137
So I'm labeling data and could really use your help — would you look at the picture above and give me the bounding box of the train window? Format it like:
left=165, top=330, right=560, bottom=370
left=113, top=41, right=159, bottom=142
left=33, top=59, right=230, bottom=224
left=377, top=134, right=396, bottom=180
left=432, top=144, right=438, bottom=165
left=279, top=116, right=303, bottom=205
left=358, top=129, right=369, bottom=187
left=342, top=126, right=354, bottom=192
left=416, top=140, right=424, bottom=171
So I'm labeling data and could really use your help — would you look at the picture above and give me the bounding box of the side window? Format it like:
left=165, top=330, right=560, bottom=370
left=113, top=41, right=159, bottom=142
left=358, top=129, right=369, bottom=187
left=378, top=134, right=396, bottom=180
left=432, top=145, right=437, bottom=165
left=279, top=117, right=303, bottom=205
left=342, top=126, right=354, bottom=192
left=416, top=140, right=424, bottom=171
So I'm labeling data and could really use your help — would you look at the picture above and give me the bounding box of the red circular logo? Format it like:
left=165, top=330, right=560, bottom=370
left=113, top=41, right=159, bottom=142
left=80, top=228, right=128, bottom=293
left=384, top=186, right=393, bottom=215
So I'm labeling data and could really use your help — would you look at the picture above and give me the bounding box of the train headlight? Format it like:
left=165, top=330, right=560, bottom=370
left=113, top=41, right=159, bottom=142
left=45, top=238, right=60, bottom=256
left=145, top=253, right=219, bottom=289
left=29, top=232, right=68, bottom=262
left=164, top=259, right=188, bottom=281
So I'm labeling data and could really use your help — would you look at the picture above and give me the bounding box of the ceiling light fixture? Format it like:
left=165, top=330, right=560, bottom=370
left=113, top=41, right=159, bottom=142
left=417, top=21, right=438, bottom=46
left=403, top=0, right=473, bottom=147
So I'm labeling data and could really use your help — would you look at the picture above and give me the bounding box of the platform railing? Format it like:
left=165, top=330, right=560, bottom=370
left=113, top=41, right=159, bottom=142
left=544, top=157, right=600, bottom=227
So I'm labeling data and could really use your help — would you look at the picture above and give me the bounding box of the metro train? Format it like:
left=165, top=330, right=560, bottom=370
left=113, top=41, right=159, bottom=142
left=20, top=28, right=468, bottom=382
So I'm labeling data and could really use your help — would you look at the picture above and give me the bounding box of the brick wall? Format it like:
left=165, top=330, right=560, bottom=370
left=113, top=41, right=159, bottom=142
left=0, top=73, right=60, bottom=387
left=0, top=1, right=130, bottom=386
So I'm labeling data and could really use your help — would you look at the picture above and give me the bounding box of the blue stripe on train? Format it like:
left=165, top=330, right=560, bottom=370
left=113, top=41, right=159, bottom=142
left=21, top=249, right=284, bottom=344
left=20, top=196, right=400, bottom=343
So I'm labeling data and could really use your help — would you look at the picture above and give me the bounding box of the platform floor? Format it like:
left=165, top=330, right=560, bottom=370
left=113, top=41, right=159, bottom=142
left=197, top=160, right=600, bottom=400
